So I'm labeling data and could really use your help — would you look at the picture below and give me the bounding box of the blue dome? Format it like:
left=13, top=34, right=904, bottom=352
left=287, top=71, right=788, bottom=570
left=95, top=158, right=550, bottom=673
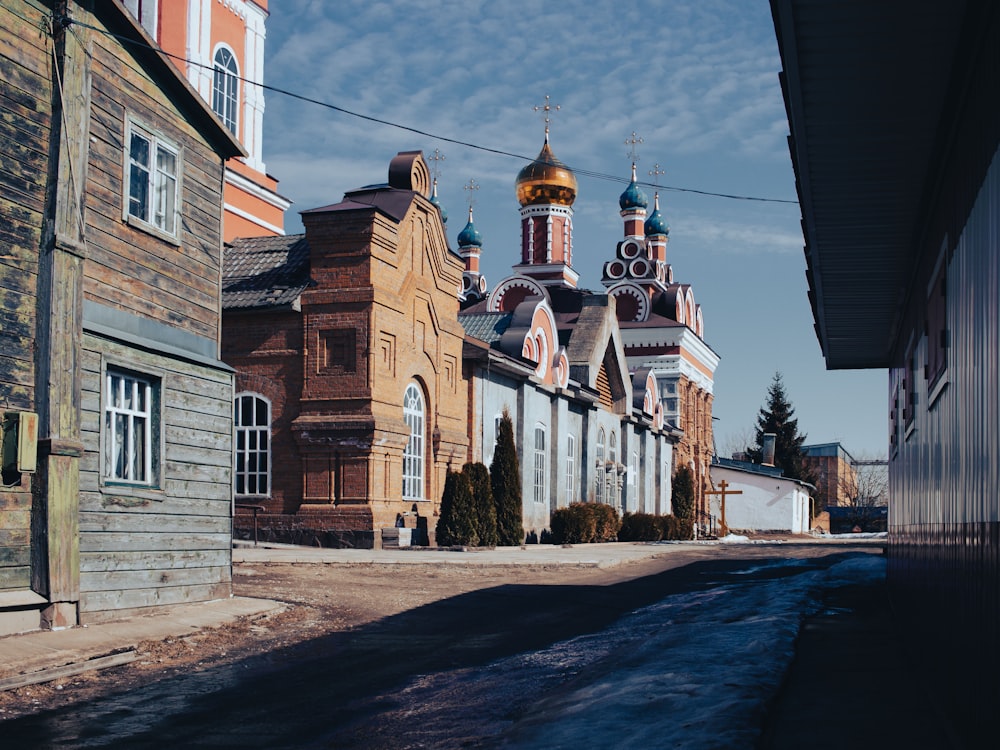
left=429, top=193, right=448, bottom=224
left=644, top=194, right=669, bottom=236
left=457, top=208, right=482, bottom=247
left=619, top=164, right=648, bottom=210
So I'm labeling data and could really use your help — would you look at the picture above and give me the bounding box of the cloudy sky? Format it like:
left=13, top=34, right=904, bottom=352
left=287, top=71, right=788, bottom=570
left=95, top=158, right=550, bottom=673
left=258, top=0, right=887, bottom=458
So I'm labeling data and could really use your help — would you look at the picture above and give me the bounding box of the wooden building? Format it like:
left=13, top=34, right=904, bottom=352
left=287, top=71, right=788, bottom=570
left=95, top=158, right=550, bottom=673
left=123, top=0, right=291, bottom=241
left=772, top=0, right=1000, bottom=742
left=0, top=1, right=243, bottom=634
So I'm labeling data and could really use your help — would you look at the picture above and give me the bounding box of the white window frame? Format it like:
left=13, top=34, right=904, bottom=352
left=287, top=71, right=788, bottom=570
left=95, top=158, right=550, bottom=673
left=212, top=45, right=240, bottom=135
left=403, top=383, right=426, bottom=501
left=124, top=0, right=158, bottom=37
left=103, top=369, right=155, bottom=486
left=533, top=424, right=547, bottom=504
left=234, top=393, right=271, bottom=497
left=124, top=118, right=181, bottom=242
left=565, top=434, right=576, bottom=504
left=595, top=428, right=606, bottom=503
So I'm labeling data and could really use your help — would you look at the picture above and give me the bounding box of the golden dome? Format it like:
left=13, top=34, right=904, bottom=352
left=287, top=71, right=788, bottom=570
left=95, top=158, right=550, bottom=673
left=515, top=141, right=577, bottom=206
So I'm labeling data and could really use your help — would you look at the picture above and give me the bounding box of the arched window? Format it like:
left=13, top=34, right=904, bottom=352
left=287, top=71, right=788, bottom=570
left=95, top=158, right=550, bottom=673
left=533, top=425, right=547, bottom=504
left=234, top=393, right=270, bottom=496
left=402, top=383, right=425, bottom=500
left=609, top=431, right=618, bottom=465
left=212, top=47, right=239, bottom=134
left=595, top=428, right=606, bottom=503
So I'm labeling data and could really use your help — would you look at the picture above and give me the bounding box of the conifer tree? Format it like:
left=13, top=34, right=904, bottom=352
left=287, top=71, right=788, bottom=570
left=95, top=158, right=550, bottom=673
left=748, top=372, right=817, bottom=485
left=490, top=409, right=524, bottom=546
left=436, top=470, right=479, bottom=547
left=671, top=466, right=695, bottom=523
left=463, top=462, right=498, bottom=547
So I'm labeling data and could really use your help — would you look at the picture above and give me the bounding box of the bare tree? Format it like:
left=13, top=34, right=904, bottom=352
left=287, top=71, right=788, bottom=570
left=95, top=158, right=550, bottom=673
left=840, top=454, right=888, bottom=530
left=717, top=426, right=757, bottom=461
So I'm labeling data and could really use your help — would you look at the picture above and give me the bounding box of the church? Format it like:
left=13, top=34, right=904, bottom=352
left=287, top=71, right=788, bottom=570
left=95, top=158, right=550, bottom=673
left=222, top=128, right=718, bottom=546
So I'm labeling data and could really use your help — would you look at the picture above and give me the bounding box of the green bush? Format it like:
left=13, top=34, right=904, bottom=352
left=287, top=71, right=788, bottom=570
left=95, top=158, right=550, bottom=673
left=463, top=462, right=498, bottom=547
left=437, top=470, right=479, bottom=547
left=550, top=503, right=621, bottom=544
left=589, top=502, right=621, bottom=542
left=619, top=512, right=663, bottom=542
left=550, top=504, right=597, bottom=544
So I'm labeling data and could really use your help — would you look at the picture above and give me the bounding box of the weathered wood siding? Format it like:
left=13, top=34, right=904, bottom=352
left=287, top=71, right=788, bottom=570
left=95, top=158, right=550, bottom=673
left=83, top=15, right=226, bottom=343
left=78, top=334, right=233, bottom=621
left=0, top=2, right=49, bottom=593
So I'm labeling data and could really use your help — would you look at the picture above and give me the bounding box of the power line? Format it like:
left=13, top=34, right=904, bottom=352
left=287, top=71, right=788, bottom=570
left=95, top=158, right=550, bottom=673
left=58, top=12, right=798, bottom=206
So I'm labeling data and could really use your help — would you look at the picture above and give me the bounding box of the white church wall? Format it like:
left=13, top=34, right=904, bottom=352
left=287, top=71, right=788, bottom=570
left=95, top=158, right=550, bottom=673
left=709, top=465, right=811, bottom=534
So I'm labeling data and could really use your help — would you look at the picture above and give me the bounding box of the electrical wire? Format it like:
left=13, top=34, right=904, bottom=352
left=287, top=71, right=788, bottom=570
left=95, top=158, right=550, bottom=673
left=53, top=11, right=798, bottom=205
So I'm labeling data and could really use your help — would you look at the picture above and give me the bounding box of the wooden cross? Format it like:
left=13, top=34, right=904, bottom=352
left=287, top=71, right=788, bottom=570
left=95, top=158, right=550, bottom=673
left=705, top=479, right=743, bottom=536
left=533, top=94, right=561, bottom=141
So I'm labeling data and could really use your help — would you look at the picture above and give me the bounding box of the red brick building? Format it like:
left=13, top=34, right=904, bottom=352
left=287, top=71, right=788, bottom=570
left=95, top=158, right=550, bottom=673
left=223, top=152, right=467, bottom=547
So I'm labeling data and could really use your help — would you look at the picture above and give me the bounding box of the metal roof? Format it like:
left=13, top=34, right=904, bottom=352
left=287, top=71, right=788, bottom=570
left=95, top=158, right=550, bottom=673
left=771, top=0, right=971, bottom=368
left=222, top=234, right=311, bottom=310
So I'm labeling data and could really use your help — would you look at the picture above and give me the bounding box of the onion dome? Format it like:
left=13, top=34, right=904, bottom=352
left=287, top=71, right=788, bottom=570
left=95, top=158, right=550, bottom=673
left=429, top=177, right=447, bottom=224
left=457, top=206, right=482, bottom=248
left=644, top=192, right=669, bottom=236
left=515, top=139, right=578, bottom=207
left=619, top=163, right=648, bottom=210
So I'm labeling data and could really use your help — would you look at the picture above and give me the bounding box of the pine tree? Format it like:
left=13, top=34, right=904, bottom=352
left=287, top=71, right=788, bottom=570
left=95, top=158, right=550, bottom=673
left=748, top=372, right=817, bottom=485
left=436, top=470, right=479, bottom=547
left=463, top=462, right=498, bottom=547
left=490, top=409, right=524, bottom=546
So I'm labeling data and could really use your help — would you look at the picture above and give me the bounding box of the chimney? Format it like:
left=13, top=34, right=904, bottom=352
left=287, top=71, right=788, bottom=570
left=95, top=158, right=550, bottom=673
left=762, top=433, right=776, bottom=467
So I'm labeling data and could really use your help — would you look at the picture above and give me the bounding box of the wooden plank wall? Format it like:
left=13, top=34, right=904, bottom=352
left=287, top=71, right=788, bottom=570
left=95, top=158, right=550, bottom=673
left=83, top=12, right=225, bottom=343
left=79, top=335, right=233, bottom=621
left=0, top=1, right=49, bottom=593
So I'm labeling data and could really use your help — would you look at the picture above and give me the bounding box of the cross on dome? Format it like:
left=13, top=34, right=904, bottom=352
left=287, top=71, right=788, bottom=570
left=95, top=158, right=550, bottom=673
left=533, top=94, right=561, bottom=143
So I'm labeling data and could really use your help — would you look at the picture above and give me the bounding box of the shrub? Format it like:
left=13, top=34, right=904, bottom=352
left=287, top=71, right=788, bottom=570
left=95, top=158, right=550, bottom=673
left=658, top=514, right=694, bottom=541
left=549, top=504, right=597, bottom=544
left=437, top=470, right=479, bottom=547
left=672, top=466, right=695, bottom=523
left=589, top=502, right=621, bottom=542
left=491, top=409, right=524, bottom=546
left=619, top=512, right=663, bottom=542
left=463, top=462, right=498, bottom=547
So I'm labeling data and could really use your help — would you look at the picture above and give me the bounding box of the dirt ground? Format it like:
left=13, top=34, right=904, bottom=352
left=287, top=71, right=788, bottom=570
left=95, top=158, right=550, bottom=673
left=0, top=558, right=664, bottom=722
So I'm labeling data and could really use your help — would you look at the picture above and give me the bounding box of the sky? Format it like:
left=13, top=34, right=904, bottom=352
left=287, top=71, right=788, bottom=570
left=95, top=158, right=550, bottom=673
left=259, top=0, right=888, bottom=459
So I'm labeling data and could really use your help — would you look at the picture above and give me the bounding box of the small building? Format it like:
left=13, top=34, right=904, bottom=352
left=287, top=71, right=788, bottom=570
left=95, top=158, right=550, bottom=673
left=801, top=442, right=857, bottom=509
left=0, top=1, right=244, bottom=634
left=709, top=459, right=812, bottom=535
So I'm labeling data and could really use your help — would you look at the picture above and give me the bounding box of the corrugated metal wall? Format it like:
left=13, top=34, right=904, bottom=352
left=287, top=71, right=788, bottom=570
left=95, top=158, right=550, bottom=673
left=889, top=143, right=1000, bottom=742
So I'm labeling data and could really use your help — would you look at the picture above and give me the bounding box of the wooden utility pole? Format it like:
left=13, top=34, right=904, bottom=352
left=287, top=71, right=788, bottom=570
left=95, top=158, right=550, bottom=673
left=705, top=480, right=742, bottom=536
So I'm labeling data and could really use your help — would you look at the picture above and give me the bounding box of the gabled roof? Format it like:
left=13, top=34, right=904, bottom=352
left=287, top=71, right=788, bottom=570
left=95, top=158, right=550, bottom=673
left=223, top=234, right=311, bottom=310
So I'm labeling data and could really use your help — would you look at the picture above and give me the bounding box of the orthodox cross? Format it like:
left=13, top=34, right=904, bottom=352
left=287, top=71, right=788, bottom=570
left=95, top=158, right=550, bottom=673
left=648, top=163, right=665, bottom=186
left=463, top=178, right=480, bottom=219
left=705, top=479, right=743, bottom=536
left=533, top=94, right=561, bottom=142
left=427, top=148, right=446, bottom=181
left=625, top=131, right=643, bottom=166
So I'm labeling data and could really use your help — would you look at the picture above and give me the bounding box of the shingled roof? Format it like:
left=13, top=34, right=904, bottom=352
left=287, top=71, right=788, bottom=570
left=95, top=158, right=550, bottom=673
left=223, top=234, right=312, bottom=310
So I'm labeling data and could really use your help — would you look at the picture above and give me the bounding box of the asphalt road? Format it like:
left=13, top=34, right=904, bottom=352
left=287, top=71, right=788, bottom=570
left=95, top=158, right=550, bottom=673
left=2, top=545, right=875, bottom=749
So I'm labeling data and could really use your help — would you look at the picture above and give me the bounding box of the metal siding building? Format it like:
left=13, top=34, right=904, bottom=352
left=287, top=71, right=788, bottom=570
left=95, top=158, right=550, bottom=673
left=771, top=0, right=1000, bottom=742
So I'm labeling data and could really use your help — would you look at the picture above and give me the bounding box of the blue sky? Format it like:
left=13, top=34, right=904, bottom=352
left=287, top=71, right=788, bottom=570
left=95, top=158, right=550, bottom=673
left=259, top=0, right=887, bottom=458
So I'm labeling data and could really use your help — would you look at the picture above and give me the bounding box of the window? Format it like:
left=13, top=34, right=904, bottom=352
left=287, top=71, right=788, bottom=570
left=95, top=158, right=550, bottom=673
left=609, top=431, right=618, bottom=466
left=104, top=370, right=156, bottom=485
left=235, top=393, right=270, bottom=496
left=403, top=383, right=425, bottom=500
left=533, top=425, right=547, bottom=504
left=126, top=121, right=179, bottom=238
left=595, top=428, right=606, bottom=503
left=124, top=0, right=158, bottom=37
left=213, top=47, right=239, bottom=134
left=629, top=451, right=638, bottom=487
left=565, top=434, right=576, bottom=504
left=927, top=255, right=948, bottom=403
